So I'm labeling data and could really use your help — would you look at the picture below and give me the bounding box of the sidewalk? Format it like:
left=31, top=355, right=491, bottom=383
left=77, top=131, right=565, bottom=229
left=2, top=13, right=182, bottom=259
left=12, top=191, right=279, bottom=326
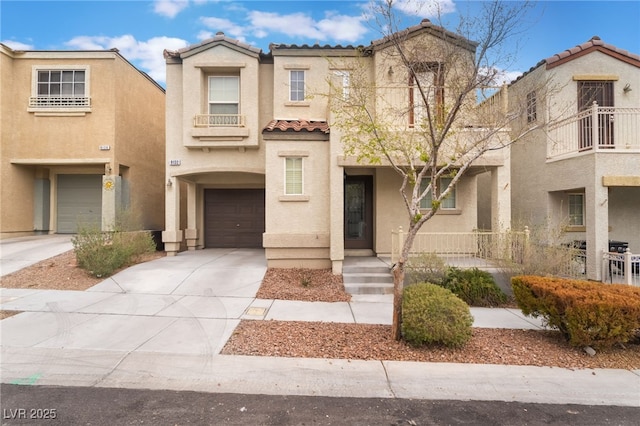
left=1, top=248, right=639, bottom=406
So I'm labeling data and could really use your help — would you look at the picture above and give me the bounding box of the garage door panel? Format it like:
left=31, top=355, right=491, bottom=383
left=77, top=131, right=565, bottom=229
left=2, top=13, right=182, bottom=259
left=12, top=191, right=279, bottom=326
left=57, top=175, right=102, bottom=233
left=204, top=189, right=264, bottom=248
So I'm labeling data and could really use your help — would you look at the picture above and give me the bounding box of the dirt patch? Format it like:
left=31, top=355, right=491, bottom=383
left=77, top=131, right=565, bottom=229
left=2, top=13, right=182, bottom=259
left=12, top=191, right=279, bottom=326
left=257, top=268, right=351, bottom=302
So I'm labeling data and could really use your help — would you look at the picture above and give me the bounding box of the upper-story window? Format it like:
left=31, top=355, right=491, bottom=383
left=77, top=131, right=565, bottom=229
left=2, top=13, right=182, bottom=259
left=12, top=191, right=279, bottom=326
left=290, top=70, right=305, bottom=101
left=208, top=76, right=240, bottom=125
left=30, top=67, right=90, bottom=109
left=526, top=91, right=537, bottom=123
left=410, top=62, right=445, bottom=128
left=333, top=70, right=350, bottom=100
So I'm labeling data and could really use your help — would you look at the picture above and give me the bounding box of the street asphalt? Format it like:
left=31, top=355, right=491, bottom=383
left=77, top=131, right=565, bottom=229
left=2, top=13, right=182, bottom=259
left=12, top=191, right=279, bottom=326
left=0, top=236, right=638, bottom=408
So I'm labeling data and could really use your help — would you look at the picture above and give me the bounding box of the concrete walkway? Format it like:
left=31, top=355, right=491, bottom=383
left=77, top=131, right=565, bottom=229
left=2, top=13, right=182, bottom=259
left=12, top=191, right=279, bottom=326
left=1, top=247, right=639, bottom=406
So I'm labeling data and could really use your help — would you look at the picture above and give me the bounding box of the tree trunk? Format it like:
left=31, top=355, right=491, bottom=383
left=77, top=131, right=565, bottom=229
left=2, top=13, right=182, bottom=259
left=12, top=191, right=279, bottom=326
left=391, top=258, right=406, bottom=340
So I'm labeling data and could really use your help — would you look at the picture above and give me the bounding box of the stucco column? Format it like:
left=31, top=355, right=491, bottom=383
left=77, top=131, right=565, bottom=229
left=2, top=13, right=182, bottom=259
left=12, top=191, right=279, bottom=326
left=329, top=125, right=344, bottom=274
left=162, top=176, right=182, bottom=256
left=101, top=175, right=121, bottom=231
left=585, top=183, right=608, bottom=280
left=185, top=181, right=198, bottom=250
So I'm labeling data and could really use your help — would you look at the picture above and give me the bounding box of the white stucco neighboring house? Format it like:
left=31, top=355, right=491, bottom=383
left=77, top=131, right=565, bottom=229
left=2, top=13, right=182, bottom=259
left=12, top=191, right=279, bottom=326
left=503, top=36, right=640, bottom=281
left=161, top=21, right=512, bottom=273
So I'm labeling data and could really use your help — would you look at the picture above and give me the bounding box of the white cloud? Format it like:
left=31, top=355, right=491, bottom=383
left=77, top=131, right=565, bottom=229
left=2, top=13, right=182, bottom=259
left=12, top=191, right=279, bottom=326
left=200, top=16, right=247, bottom=39
left=393, top=0, right=456, bottom=18
left=1, top=40, right=34, bottom=50
left=154, top=0, right=189, bottom=18
left=65, top=35, right=188, bottom=83
left=247, top=10, right=368, bottom=44
left=317, top=14, right=368, bottom=44
left=248, top=11, right=327, bottom=41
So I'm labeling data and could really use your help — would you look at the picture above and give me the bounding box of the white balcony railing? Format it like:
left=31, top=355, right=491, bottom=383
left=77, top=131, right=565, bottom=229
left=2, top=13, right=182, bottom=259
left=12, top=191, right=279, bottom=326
left=547, top=103, right=640, bottom=159
left=193, top=114, right=245, bottom=127
left=29, top=96, right=91, bottom=108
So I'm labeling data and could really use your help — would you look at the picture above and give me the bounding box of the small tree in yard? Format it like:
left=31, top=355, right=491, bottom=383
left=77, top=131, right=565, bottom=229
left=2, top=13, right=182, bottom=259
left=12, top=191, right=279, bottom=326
left=329, top=0, right=541, bottom=340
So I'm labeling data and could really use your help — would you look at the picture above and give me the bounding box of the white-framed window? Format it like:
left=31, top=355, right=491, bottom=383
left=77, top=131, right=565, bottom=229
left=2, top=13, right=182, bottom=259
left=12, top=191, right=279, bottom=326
left=30, top=65, right=90, bottom=109
left=208, top=76, right=239, bottom=125
left=290, top=70, right=305, bottom=101
left=333, top=70, right=350, bottom=100
left=285, top=157, right=303, bottom=195
left=410, top=62, right=444, bottom=127
left=568, top=193, right=584, bottom=226
left=419, top=177, right=456, bottom=210
left=526, top=91, right=537, bottom=123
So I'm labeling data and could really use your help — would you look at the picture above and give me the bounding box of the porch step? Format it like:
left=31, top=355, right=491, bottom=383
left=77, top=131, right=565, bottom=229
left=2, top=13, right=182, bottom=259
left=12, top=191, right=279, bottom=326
left=343, top=257, right=394, bottom=295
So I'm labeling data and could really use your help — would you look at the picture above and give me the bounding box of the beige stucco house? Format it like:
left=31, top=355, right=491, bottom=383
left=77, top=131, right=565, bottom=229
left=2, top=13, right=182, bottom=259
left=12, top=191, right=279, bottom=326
left=503, top=37, right=640, bottom=281
left=162, top=21, right=511, bottom=273
left=0, top=44, right=166, bottom=236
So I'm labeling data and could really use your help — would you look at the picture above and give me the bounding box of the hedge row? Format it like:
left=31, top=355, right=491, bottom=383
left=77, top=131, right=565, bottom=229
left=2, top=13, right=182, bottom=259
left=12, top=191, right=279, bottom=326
left=512, top=275, right=640, bottom=348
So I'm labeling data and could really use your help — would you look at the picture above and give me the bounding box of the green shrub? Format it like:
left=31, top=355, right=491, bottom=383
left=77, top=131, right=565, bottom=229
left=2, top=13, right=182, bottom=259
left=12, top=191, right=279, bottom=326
left=512, top=275, right=640, bottom=348
left=402, top=283, right=473, bottom=348
left=72, top=219, right=156, bottom=278
left=441, top=267, right=508, bottom=307
left=406, top=252, right=447, bottom=285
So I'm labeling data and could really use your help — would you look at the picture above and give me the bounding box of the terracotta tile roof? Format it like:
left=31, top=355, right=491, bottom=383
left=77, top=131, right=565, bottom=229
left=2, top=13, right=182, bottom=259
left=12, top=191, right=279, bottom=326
left=164, top=32, right=262, bottom=59
left=510, top=36, right=640, bottom=85
left=263, top=119, right=330, bottom=134
left=544, top=36, right=640, bottom=69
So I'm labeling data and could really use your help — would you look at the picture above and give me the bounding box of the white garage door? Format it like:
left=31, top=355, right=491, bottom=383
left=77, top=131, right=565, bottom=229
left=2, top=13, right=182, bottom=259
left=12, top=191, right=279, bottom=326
left=56, top=174, right=102, bottom=233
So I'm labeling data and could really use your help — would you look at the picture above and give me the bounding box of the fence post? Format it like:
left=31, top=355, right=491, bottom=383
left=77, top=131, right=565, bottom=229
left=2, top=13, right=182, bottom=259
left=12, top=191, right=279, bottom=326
left=624, top=249, right=632, bottom=285
left=523, top=226, right=530, bottom=264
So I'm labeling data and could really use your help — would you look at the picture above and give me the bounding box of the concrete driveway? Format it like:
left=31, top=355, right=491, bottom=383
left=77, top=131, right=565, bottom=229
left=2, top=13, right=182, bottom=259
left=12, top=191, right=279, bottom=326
left=0, top=235, right=73, bottom=277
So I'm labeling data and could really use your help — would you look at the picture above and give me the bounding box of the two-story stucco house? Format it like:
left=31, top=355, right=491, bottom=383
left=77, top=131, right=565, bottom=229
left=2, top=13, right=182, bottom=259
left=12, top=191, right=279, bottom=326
left=504, top=37, right=640, bottom=281
left=162, top=21, right=511, bottom=274
left=0, top=44, right=166, bottom=236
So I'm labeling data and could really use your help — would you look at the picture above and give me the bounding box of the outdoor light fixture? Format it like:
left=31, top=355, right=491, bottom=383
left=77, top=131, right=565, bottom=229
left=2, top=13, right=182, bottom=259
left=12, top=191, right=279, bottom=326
left=623, top=83, right=632, bottom=93
left=166, top=178, right=173, bottom=187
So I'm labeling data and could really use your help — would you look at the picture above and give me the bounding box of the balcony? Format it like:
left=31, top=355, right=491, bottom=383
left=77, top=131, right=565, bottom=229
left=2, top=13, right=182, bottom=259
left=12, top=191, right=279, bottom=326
left=188, top=114, right=252, bottom=149
left=547, top=103, right=640, bottom=160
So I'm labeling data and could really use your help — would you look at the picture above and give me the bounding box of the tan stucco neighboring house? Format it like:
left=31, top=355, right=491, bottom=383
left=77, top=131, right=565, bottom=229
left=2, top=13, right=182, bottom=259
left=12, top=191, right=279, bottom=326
left=0, top=44, right=166, bottom=237
left=162, top=21, right=511, bottom=273
left=503, top=37, right=640, bottom=281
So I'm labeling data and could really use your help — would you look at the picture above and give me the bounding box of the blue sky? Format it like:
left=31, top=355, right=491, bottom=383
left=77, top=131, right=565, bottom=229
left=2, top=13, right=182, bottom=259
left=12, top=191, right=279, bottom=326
left=1, top=1, right=639, bottom=85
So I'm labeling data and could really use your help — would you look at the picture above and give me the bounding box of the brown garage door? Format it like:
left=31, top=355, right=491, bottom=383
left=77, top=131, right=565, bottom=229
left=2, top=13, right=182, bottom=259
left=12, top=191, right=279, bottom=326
left=204, top=189, right=265, bottom=248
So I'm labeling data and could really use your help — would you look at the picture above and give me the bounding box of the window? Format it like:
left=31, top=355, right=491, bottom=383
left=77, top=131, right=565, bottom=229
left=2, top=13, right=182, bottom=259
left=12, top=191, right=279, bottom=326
left=290, top=70, right=305, bottom=101
left=334, top=70, right=350, bottom=100
left=31, top=69, right=89, bottom=107
left=419, top=177, right=456, bottom=210
left=526, top=91, right=537, bottom=123
left=568, top=193, right=584, bottom=226
left=285, top=157, right=303, bottom=195
left=410, top=62, right=444, bottom=127
left=208, top=76, right=239, bottom=125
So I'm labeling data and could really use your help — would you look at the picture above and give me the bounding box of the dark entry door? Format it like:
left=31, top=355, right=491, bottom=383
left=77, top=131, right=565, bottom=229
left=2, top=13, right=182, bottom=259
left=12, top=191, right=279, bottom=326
left=578, top=80, right=614, bottom=149
left=344, top=176, right=373, bottom=249
left=204, top=189, right=265, bottom=248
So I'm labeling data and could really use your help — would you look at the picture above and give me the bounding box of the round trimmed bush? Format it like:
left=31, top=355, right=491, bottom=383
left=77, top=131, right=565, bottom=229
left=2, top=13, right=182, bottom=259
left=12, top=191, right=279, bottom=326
left=402, top=283, right=473, bottom=348
left=442, top=267, right=508, bottom=307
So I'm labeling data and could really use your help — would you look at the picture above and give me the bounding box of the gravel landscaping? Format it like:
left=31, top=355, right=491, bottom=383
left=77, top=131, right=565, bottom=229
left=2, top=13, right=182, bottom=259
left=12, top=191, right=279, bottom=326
left=2, top=253, right=638, bottom=369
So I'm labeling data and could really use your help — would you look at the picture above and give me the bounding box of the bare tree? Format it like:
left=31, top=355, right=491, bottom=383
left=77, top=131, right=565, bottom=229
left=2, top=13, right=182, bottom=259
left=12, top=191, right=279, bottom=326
left=329, top=0, right=540, bottom=340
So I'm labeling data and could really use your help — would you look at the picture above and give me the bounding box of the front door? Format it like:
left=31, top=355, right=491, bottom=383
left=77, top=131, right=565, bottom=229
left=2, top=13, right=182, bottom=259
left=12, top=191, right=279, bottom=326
left=344, top=176, right=373, bottom=249
left=578, top=80, right=614, bottom=149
